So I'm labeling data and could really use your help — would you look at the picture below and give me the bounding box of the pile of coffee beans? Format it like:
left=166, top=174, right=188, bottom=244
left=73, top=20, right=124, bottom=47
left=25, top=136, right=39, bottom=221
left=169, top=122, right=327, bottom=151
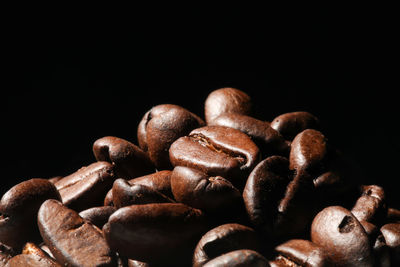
left=1, top=88, right=399, bottom=266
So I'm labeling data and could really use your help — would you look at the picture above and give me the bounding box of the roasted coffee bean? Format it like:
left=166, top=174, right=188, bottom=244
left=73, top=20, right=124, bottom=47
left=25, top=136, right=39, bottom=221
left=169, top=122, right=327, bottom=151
left=203, top=249, right=269, bottom=267
left=112, top=178, right=173, bottom=209
left=103, top=203, right=206, bottom=266
left=311, top=206, right=373, bottom=266
left=380, top=223, right=400, bottom=265
left=209, top=113, right=290, bottom=157
left=204, top=87, right=252, bottom=124
left=127, top=259, right=150, bottom=267
left=79, top=206, right=117, bottom=229
left=38, top=199, right=116, bottom=267
left=372, top=234, right=391, bottom=267
left=137, top=104, right=205, bottom=169
left=243, top=156, right=314, bottom=239
left=0, top=242, right=13, bottom=267
left=351, top=185, right=387, bottom=225
left=93, top=136, right=154, bottom=179
left=105, top=170, right=174, bottom=206
left=387, top=207, right=400, bottom=223
left=193, top=223, right=260, bottom=267
left=0, top=179, right=61, bottom=250
left=270, top=111, right=319, bottom=141
left=272, top=239, right=332, bottom=267
left=169, top=126, right=260, bottom=189
left=289, top=129, right=328, bottom=173
left=55, top=161, right=116, bottom=211
left=5, top=242, right=61, bottom=267
left=171, top=166, right=241, bottom=213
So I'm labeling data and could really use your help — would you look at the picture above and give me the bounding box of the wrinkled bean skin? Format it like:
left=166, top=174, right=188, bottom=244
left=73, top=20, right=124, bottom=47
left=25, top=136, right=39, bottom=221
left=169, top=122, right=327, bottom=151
left=5, top=242, right=61, bottom=267
left=79, top=206, right=117, bottom=229
left=171, top=166, right=241, bottom=213
left=351, top=185, right=387, bottom=225
left=203, top=249, right=269, bottom=267
left=103, top=203, right=206, bottom=266
left=104, top=170, right=173, bottom=206
left=289, top=129, right=328, bottom=173
left=137, top=104, right=205, bottom=170
left=380, top=223, right=400, bottom=265
left=93, top=136, right=154, bottom=179
left=243, top=156, right=314, bottom=239
left=273, top=239, right=332, bottom=267
left=55, top=161, right=116, bottom=211
left=204, top=87, right=252, bottom=124
left=209, top=113, right=290, bottom=157
left=38, top=199, right=116, bottom=267
left=0, top=179, right=61, bottom=250
left=270, top=111, right=319, bottom=141
left=169, top=126, right=260, bottom=189
left=112, top=179, right=173, bottom=209
left=193, top=223, right=260, bottom=267
left=311, top=206, right=373, bottom=266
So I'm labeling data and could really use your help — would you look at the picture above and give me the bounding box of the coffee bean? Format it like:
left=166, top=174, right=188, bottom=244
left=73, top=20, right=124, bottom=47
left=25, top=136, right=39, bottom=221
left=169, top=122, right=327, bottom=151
left=204, top=88, right=252, bottom=124
left=203, top=249, right=269, bottom=267
left=79, top=206, right=117, bottom=229
left=55, top=161, right=116, bottom=211
left=171, top=166, right=241, bottom=213
left=103, top=203, right=206, bottom=266
left=0, top=179, right=61, bottom=250
left=111, top=178, right=173, bottom=209
left=193, top=223, right=260, bottom=267
left=289, top=129, right=328, bottom=173
left=243, top=156, right=314, bottom=239
left=311, top=206, right=373, bottom=266
left=272, top=239, right=332, bottom=267
left=38, top=199, right=116, bottom=267
left=209, top=113, right=290, bottom=156
left=387, top=208, right=400, bottom=223
left=137, top=104, right=205, bottom=169
left=169, top=125, right=260, bottom=189
left=380, top=223, right=400, bottom=265
left=5, top=242, right=61, bottom=267
left=270, top=111, right=319, bottom=141
left=351, top=185, right=387, bottom=225
left=93, top=136, right=154, bottom=179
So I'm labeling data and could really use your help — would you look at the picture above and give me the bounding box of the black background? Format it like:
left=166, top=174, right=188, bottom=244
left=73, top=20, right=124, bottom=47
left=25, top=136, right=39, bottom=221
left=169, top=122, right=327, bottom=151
left=3, top=9, right=399, bottom=207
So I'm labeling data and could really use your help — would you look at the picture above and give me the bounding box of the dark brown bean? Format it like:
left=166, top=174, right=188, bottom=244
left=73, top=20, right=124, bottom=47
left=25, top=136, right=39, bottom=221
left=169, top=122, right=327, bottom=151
left=380, top=223, right=400, bottom=265
left=0, top=179, right=61, bottom=250
left=203, top=249, right=269, bottom=267
left=93, top=136, right=154, bottom=179
left=243, top=156, right=314, bottom=239
left=169, top=126, right=260, bottom=189
left=55, top=161, right=116, bottom=211
left=79, top=206, right=117, bottom=229
left=193, top=223, right=260, bottom=267
left=5, top=242, right=61, bottom=267
left=171, top=166, right=241, bottom=213
left=209, top=113, right=289, bottom=156
left=204, top=88, right=252, bottom=124
left=273, top=239, right=332, bottom=267
left=112, top=179, right=173, bottom=209
left=103, top=203, right=206, bottom=266
left=387, top=207, right=400, bottom=223
left=137, top=104, right=205, bottom=169
left=311, top=206, right=373, bottom=266
left=38, top=199, right=116, bottom=267
left=270, top=111, right=319, bottom=141
left=289, top=129, right=328, bottom=173
left=351, top=185, right=387, bottom=225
